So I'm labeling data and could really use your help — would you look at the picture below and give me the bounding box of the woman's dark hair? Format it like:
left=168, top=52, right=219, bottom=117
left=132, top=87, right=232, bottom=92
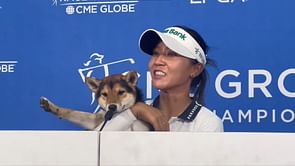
left=175, top=25, right=215, bottom=105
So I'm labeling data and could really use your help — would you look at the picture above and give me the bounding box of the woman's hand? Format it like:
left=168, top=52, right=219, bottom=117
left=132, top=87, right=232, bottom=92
left=130, top=102, right=169, bottom=131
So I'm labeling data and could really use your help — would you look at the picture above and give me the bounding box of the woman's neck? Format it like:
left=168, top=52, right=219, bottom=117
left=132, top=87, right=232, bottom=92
left=159, top=91, right=192, bottom=119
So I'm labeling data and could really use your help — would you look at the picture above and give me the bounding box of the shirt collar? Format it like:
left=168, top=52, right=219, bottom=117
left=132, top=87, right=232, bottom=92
left=152, top=96, right=202, bottom=122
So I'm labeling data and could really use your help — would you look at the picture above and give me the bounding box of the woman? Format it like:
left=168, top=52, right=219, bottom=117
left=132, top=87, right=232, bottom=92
left=103, top=26, right=223, bottom=132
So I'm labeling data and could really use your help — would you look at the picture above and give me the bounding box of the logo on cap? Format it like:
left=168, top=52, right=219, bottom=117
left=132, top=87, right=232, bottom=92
left=164, top=28, right=187, bottom=41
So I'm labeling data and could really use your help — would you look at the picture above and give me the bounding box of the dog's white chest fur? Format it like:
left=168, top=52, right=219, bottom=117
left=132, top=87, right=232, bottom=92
left=95, top=111, right=150, bottom=131
left=130, top=120, right=150, bottom=131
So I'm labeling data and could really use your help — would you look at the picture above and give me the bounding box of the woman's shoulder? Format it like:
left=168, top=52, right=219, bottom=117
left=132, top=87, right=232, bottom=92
left=194, top=105, right=224, bottom=132
left=198, top=106, right=218, bottom=118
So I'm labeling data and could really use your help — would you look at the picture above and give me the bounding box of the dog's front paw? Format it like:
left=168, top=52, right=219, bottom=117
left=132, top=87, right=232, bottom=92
left=40, top=97, right=54, bottom=112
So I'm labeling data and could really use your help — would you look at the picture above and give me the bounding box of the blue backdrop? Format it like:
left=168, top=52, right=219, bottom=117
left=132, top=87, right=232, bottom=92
left=0, top=0, right=294, bottom=132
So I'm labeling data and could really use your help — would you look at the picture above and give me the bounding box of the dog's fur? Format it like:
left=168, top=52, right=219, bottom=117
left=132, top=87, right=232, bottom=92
left=40, top=71, right=150, bottom=131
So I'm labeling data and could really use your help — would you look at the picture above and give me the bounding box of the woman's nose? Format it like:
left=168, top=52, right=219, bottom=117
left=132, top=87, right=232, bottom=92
left=153, top=54, right=166, bottom=65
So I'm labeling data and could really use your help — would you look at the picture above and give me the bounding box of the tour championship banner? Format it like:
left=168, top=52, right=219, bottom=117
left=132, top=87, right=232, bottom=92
left=0, top=0, right=294, bottom=132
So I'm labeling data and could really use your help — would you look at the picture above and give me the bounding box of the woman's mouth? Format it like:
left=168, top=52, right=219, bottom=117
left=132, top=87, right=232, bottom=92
left=153, top=70, right=166, bottom=78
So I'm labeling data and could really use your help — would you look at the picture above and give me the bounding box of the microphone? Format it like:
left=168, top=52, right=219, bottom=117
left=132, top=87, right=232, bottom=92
left=99, top=104, right=117, bottom=131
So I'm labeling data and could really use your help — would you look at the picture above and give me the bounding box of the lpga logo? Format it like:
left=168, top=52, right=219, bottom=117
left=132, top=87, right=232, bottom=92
left=78, top=52, right=135, bottom=112
left=52, top=0, right=138, bottom=15
left=190, top=0, right=248, bottom=4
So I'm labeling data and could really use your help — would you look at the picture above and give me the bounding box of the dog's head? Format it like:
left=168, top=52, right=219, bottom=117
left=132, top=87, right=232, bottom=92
left=85, top=71, right=140, bottom=113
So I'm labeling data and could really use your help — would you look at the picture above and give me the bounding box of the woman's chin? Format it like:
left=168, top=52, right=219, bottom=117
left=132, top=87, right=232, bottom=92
left=152, top=82, right=168, bottom=91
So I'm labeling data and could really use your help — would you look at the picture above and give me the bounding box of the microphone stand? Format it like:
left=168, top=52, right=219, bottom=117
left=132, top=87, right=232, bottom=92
left=99, top=107, right=116, bottom=131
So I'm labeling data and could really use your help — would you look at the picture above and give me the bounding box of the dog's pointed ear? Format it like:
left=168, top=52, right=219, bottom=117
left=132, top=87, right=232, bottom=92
left=125, top=71, right=139, bottom=86
left=85, top=77, right=101, bottom=93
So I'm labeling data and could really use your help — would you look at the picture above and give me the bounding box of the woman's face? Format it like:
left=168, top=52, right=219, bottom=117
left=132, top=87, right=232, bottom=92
left=148, top=42, right=202, bottom=93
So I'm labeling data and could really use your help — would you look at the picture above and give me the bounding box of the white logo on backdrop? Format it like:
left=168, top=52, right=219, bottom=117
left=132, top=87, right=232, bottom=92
left=78, top=52, right=135, bottom=112
left=190, top=0, right=248, bottom=5
left=52, top=0, right=138, bottom=15
left=0, top=61, right=18, bottom=73
left=213, top=68, right=295, bottom=124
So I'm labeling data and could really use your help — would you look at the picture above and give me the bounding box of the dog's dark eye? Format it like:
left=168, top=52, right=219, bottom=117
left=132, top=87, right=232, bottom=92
left=101, top=92, right=108, bottom=97
left=118, top=90, right=125, bottom=96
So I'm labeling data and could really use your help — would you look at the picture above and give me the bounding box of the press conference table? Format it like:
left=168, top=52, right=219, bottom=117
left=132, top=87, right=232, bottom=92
left=0, top=131, right=294, bottom=166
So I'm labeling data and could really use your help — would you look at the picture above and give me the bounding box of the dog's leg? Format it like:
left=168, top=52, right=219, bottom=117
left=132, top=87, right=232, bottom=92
left=40, top=97, right=105, bottom=130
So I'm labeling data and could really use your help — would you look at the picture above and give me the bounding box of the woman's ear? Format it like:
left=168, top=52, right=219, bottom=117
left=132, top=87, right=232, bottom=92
left=190, top=63, right=204, bottom=78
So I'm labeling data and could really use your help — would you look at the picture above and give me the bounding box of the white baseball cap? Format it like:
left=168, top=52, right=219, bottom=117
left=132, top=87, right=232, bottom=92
left=139, top=26, right=207, bottom=64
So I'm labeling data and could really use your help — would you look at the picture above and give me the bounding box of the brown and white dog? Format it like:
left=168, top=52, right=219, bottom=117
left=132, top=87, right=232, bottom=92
left=40, top=71, right=150, bottom=131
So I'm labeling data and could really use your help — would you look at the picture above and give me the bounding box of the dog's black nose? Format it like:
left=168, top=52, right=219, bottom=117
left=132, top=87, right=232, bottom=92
left=104, top=104, right=117, bottom=121
left=108, top=104, right=117, bottom=111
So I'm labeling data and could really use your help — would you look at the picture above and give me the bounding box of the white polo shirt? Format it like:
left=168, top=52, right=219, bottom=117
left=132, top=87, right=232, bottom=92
left=96, top=99, right=224, bottom=132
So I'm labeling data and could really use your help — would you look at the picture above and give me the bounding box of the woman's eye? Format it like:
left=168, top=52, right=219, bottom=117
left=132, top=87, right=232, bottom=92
left=152, top=50, right=160, bottom=56
left=152, top=53, right=159, bottom=56
left=167, top=51, right=179, bottom=57
left=118, top=90, right=125, bottom=96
